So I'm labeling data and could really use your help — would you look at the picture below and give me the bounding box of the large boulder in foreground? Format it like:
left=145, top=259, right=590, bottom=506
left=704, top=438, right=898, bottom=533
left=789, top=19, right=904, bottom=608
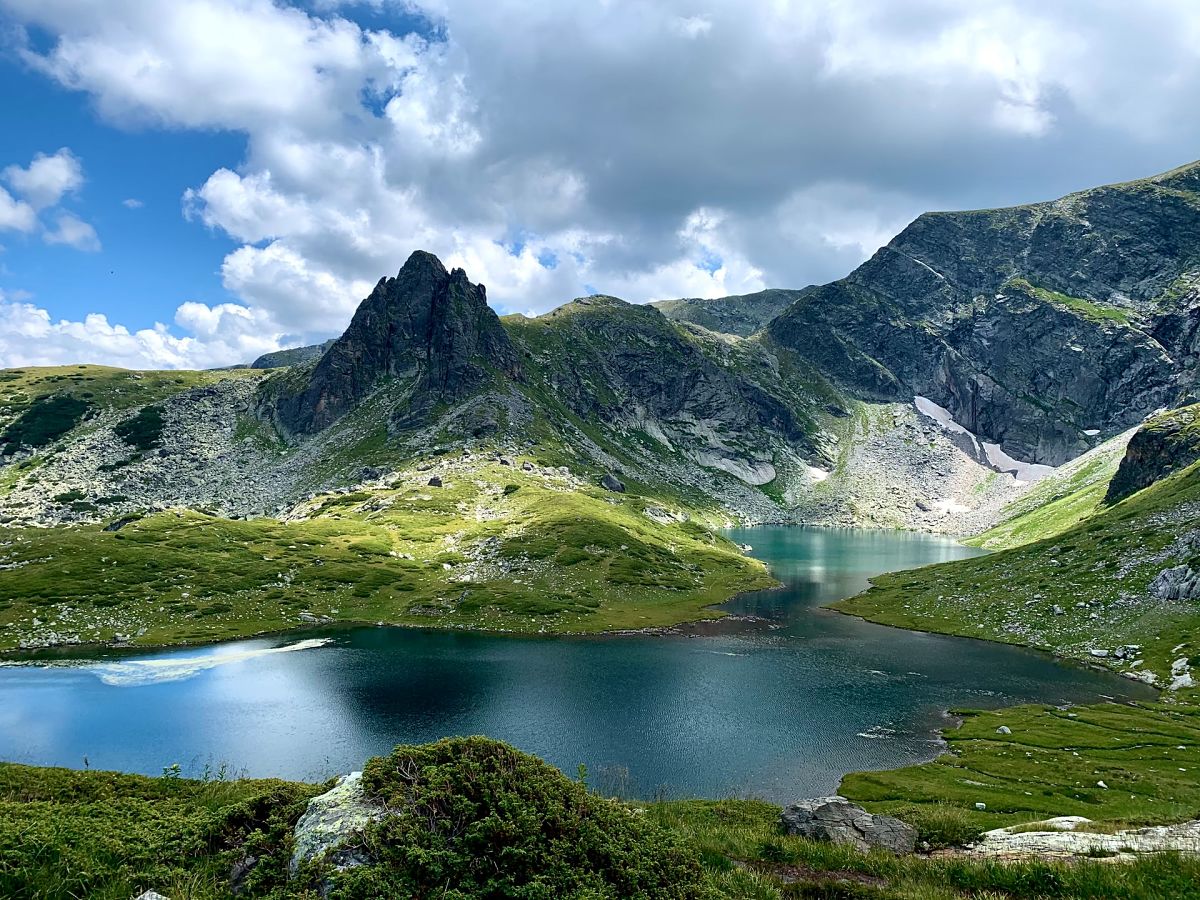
left=780, top=796, right=917, bottom=854
left=289, top=736, right=705, bottom=898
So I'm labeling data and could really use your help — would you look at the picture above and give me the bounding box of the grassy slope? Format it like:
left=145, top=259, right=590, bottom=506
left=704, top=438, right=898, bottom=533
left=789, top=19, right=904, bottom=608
left=0, top=459, right=774, bottom=650
left=836, top=460, right=1200, bottom=683
left=969, top=430, right=1134, bottom=550
left=5, top=759, right=1200, bottom=900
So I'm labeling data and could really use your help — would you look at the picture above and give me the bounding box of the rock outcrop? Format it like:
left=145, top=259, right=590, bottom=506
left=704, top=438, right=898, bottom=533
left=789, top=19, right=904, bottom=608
left=1107, top=403, right=1200, bottom=502
left=264, top=251, right=521, bottom=434
left=290, top=772, right=385, bottom=877
left=779, top=796, right=916, bottom=854
left=966, top=816, right=1200, bottom=860
left=251, top=339, right=335, bottom=370
left=768, top=161, right=1200, bottom=466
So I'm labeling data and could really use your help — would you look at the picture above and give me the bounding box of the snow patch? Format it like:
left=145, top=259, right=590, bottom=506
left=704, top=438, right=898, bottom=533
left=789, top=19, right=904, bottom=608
left=914, top=396, right=1055, bottom=483
left=806, top=465, right=829, bottom=483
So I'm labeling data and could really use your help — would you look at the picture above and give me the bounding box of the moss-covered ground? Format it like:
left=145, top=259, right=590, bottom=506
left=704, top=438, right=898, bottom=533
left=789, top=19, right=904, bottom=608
left=5, top=739, right=1200, bottom=900
left=0, top=460, right=774, bottom=651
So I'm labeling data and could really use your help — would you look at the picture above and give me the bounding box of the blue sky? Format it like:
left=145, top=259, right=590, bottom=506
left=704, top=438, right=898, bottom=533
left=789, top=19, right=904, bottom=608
left=0, top=0, right=1198, bottom=369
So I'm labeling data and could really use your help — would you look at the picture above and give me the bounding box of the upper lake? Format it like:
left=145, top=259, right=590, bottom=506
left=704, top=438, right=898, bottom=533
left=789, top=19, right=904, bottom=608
left=0, top=526, right=1154, bottom=801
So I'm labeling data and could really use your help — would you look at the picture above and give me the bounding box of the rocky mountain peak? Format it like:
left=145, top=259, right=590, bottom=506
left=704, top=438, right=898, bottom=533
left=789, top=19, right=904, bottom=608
left=263, top=250, right=521, bottom=434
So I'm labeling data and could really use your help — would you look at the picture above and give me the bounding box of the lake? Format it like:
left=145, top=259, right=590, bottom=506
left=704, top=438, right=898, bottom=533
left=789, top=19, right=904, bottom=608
left=0, top=526, right=1154, bottom=802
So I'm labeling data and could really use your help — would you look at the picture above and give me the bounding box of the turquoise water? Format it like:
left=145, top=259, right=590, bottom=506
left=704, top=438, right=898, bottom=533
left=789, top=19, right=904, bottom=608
left=0, top=526, right=1153, bottom=801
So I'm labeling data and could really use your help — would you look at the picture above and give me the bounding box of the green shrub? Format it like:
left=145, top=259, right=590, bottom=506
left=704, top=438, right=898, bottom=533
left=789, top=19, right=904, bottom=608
left=0, top=395, right=90, bottom=453
left=114, top=405, right=166, bottom=451
left=323, top=736, right=708, bottom=899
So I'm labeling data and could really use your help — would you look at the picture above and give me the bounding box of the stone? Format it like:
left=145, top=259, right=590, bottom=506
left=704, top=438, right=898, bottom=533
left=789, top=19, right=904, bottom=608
left=996, top=726, right=1012, bottom=735
left=134, top=893, right=171, bottom=900
left=779, top=796, right=916, bottom=854
left=290, top=772, right=386, bottom=877
left=1150, top=564, right=1200, bottom=601
left=428, top=476, right=443, bottom=487
left=600, top=473, right=626, bottom=493
left=968, top=817, right=1200, bottom=860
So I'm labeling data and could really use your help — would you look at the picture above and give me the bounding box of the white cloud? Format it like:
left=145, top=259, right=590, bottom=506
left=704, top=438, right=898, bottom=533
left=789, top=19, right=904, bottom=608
left=122, top=197, right=144, bottom=209
left=0, top=291, right=282, bottom=369
left=3, top=0, right=1200, bottom=367
left=0, top=186, right=37, bottom=233
left=43, top=212, right=101, bottom=251
left=3, top=148, right=84, bottom=210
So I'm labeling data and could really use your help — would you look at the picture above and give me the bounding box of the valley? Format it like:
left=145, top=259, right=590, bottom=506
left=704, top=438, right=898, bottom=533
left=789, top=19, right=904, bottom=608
left=3, top=159, right=1200, bottom=899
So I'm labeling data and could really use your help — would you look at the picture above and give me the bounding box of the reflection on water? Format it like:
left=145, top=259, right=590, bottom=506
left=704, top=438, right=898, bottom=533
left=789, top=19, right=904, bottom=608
left=0, top=527, right=1154, bottom=801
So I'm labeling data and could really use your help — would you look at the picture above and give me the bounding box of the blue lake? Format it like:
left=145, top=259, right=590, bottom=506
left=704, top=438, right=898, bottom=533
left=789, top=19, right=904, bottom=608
left=0, top=526, right=1153, bottom=801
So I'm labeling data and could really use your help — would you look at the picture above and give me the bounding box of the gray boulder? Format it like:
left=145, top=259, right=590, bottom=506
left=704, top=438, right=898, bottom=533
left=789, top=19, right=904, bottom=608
left=779, top=796, right=916, bottom=854
left=1150, top=564, right=1200, bottom=600
left=290, top=772, right=385, bottom=877
left=600, top=473, right=626, bottom=493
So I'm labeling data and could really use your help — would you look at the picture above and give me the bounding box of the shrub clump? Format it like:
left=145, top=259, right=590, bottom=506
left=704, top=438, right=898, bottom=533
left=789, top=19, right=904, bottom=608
left=114, top=404, right=166, bottom=451
left=324, top=736, right=707, bottom=899
left=0, top=395, right=90, bottom=453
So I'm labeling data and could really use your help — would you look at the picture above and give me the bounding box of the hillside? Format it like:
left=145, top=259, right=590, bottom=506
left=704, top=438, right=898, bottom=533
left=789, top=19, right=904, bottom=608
left=769, top=161, right=1200, bottom=466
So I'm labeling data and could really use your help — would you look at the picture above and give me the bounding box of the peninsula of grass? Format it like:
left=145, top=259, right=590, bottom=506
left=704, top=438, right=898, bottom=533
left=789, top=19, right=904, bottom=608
left=0, top=462, right=775, bottom=652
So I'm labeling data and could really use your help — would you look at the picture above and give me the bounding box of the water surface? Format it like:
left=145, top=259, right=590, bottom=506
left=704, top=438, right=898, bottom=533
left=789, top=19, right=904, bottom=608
left=0, top=526, right=1153, bottom=801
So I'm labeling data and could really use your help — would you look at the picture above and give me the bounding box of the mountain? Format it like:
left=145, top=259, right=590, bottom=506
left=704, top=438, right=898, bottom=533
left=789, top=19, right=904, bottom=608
left=262, top=251, right=522, bottom=435
left=250, top=339, right=335, bottom=369
left=652, top=287, right=814, bottom=336
left=769, top=160, right=1200, bottom=465
left=7, top=161, right=1200, bottom=654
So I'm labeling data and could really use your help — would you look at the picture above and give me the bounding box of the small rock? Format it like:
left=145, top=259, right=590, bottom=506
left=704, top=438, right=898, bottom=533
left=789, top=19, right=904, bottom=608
left=996, top=726, right=1012, bottom=735
left=428, top=476, right=443, bottom=487
left=600, top=473, right=626, bottom=493
left=975, top=802, right=987, bottom=811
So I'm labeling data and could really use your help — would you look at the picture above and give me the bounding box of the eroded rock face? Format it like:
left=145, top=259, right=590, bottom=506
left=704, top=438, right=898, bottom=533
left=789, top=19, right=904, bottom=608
left=265, top=251, right=521, bottom=434
left=290, top=772, right=385, bottom=877
left=768, top=162, right=1200, bottom=466
left=779, top=796, right=916, bottom=854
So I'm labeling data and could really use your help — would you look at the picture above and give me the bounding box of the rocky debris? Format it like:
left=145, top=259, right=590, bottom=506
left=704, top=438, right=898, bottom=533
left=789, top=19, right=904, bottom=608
left=966, top=816, right=1200, bottom=860
left=600, top=473, right=626, bottom=493
left=1170, top=657, right=1196, bottom=691
left=643, top=505, right=687, bottom=525
left=290, top=772, right=385, bottom=877
left=779, top=796, right=916, bottom=854
left=1150, top=564, right=1200, bottom=600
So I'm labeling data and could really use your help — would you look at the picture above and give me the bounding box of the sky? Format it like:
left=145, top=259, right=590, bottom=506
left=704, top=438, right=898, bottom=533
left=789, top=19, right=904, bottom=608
left=0, top=1, right=1198, bottom=369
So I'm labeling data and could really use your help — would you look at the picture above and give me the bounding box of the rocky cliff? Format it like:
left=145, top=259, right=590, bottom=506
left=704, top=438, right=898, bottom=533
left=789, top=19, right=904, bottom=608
left=768, top=161, right=1200, bottom=465
left=1106, top=403, right=1200, bottom=502
left=262, top=251, right=521, bottom=434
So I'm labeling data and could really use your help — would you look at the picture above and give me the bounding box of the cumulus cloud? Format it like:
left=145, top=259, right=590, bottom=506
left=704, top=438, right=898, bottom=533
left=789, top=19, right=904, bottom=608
left=3, top=0, right=1200, bottom=367
left=43, top=212, right=101, bottom=251
left=0, top=147, right=101, bottom=251
left=0, top=186, right=36, bottom=233
left=3, top=148, right=84, bottom=210
left=0, top=291, right=281, bottom=369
